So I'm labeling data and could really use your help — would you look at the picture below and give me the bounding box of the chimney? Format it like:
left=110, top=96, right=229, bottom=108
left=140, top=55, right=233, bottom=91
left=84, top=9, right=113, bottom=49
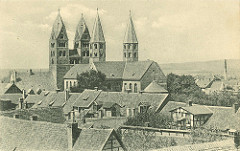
left=67, top=111, right=80, bottom=150
left=94, top=87, right=98, bottom=91
left=188, top=100, right=193, bottom=106
left=224, top=59, right=228, bottom=80
left=22, top=89, right=26, bottom=100
left=18, top=98, right=23, bottom=109
left=233, top=103, right=240, bottom=113
left=65, top=89, right=70, bottom=101
left=234, top=131, right=240, bottom=149
left=29, top=69, right=34, bottom=75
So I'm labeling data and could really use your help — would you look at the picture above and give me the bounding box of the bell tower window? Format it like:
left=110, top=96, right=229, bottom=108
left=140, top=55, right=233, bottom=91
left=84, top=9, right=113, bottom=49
left=128, top=52, right=131, bottom=57
left=51, top=43, right=55, bottom=48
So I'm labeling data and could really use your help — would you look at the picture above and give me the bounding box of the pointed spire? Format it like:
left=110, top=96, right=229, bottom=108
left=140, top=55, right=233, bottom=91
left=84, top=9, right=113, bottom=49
left=90, top=9, right=105, bottom=43
left=124, top=10, right=138, bottom=44
left=74, top=13, right=89, bottom=41
left=50, top=9, right=68, bottom=39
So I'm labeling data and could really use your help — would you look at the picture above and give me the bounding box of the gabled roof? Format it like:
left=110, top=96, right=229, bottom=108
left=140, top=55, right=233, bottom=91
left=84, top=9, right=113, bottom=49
left=50, top=11, right=68, bottom=39
left=0, top=83, right=22, bottom=95
left=144, top=80, right=168, bottom=93
left=123, top=11, right=138, bottom=44
left=94, top=61, right=126, bottom=79
left=181, top=105, right=213, bottom=115
left=74, top=14, right=90, bottom=41
left=90, top=12, right=105, bottom=43
left=64, top=64, right=90, bottom=79
left=102, top=102, right=120, bottom=108
left=73, top=89, right=102, bottom=108
left=122, top=60, right=153, bottom=80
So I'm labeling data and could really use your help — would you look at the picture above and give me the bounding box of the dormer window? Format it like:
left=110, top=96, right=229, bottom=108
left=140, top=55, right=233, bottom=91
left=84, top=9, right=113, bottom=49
left=49, top=101, right=55, bottom=106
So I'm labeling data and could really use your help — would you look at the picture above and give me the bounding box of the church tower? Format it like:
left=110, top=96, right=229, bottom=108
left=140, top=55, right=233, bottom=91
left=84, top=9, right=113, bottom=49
left=49, top=9, right=69, bottom=67
left=123, top=11, right=138, bottom=62
left=73, top=14, right=91, bottom=64
left=89, top=9, right=106, bottom=62
left=49, top=9, right=70, bottom=90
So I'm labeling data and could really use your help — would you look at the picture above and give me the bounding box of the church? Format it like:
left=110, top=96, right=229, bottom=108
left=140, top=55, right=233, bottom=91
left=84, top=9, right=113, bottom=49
left=10, top=9, right=166, bottom=93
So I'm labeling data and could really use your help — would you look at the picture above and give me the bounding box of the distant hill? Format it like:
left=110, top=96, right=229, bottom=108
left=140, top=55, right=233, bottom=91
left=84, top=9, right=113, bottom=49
left=160, top=59, right=240, bottom=79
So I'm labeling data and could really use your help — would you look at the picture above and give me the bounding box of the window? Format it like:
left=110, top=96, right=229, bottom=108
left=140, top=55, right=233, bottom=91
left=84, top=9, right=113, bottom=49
left=66, top=81, right=68, bottom=88
left=128, top=52, right=131, bottom=57
left=82, top=51, right=85, bottom=56
left=94, top=44, right=97, bottom=49
left=129, top=83, right=132, bottom=92
left=124, top=83, right=127, bottom=91
left=59, top=42, right=65, bottom=47
left=133, top=44, right=136, bottom=49
left=124, top=45, right=126, bottom=49
left=134, top=52, right=137, bottom=58
left=86, top=51, right=89, bottom=56
left=52, top=59, right=54, bottom=64
left=53, top=51, right=55, bottom=56
left=90, top=44, right=92, bottom=49
left=134, top=83, right=137, bottom=93
left=100, top=44, right=103, bottom=49
left=63, top=51, right=66, bottom=56
left=124, top=53, right=126, bottom=58
left=94, top=52, right=97, bottom=57
left=59, top=34, right=64, bottom=39
left=128, top=44, right=131, bottom=49
left=51, top=43, right=55, bottom=48
left=70, top=81, right=72, bottom=87
left=75, top=42, right=79, bottom=48
left=73, top=81, right=76, bottom=87
left=59, top=51, right=62, bottom=56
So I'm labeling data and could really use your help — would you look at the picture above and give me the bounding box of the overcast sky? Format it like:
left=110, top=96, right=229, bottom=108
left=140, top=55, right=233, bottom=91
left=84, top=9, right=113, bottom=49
left=0, top=0, right=239, bottom=69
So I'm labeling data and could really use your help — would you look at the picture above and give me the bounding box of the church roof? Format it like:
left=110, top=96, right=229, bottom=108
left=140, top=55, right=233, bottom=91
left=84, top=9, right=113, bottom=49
left=123, top=11, right=138, bottom=44
left=74, top=14, right=90, bottom=41
left=64, top=60, right=166, bottom=81
left=50, top=10, right=68, bottom=39
left=90, top=12, right=105, bottom=43
left=144, top=81, right=168, bottom=93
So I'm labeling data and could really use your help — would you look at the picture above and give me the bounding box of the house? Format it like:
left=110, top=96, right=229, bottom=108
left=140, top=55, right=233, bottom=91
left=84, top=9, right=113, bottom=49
left=169, top=101, right=213, bottom=129
left=143, top=80, right=168, bottom=94
left=72, top=89, right=169, bottom=119
left=0, top=83, right=23, bottom=111
left=0, top=116, right=127, bottom=151
left=160, top=100, right=240, bottom=131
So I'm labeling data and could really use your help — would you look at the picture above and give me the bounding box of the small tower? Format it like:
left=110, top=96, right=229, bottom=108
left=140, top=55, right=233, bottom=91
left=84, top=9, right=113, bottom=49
left=49, top=9, right=69, bottom=68
left=89, top=9, right=106, bottom=62
left=73, top=14, right=91, bottom=64
left=123, top=11, right=138, bottom=62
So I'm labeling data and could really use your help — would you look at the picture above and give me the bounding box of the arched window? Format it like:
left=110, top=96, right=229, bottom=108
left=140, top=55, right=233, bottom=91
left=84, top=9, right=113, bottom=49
left=124, top=45, right=126, bottom=49
left=63, top=51, right=66, bottom=56
left=66, top=81, right=68, bottom=89
left=134, top=83, right=137, bottom=93
left=53, top=51, right=55, bottom=56
left=124, top=53, right=126, bottom=58
left=129, top=83, right=132, bottom=92
left=70, top=81, right=72, bottom=88
left=128, top=44, right=130, bottom=49
left=52, top=59, right=54, bottom=64
left=86, top=51, right=89, bottom=56
left=94, top=52, right=97, bottom=57
left=94, top=44, right=97, bottom=49
left=134, top=52, right=137, bottom=58
left=73, top=81, right=76, bottom=87
left=59, top=51, right=62, bottom=56
left=128, top=52, right=131, bottom=57
left=124, top=83, right=127, bottom=91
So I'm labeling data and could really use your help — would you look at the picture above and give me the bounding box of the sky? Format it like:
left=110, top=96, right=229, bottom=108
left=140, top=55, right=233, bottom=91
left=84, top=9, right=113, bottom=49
left=0, top=0, right=239, bottom=69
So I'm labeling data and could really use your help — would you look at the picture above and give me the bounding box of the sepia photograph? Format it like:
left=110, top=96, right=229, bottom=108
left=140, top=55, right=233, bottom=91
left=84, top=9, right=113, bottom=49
left=0, top=0, right=239, bottom=150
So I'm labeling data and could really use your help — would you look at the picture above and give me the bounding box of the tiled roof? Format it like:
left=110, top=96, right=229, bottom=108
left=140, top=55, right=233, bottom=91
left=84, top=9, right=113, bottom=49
left=204, top=105, right=240, bottom=130
left=122, top=60, right=154, bottom=80
left=102, top=102, right=119, bottom=108
left=94, top=61, right=126, bottom=79
left=0, top=83, right=8, bottom=94
left=144, top=80, right=168, bottom=93
left=90, top=12, right=105, bottom=43
left=74, top=14, right=90, bottom=41
left=73, top=128, right=113, bottom=150
left=64, top=64, right=90, bottom=79
left=96, top=91, right=169, bottom=112
left=24, top=94, right=46, bottom=104
left=50, top=12, right=68, bottom=39
left=181, top=105, right=213, bottom=115
left=73, top=89, right=102, bottom=107
left=0, top=116, right=68, bottom=151
left=64, top=60, right=166, bottom=81
left=154, top=139, right=236, bottom=151
left=16, top=71, right=57, bottom=91
left=0, top=94, right=22, bottom=104
left=123, top=12, right=138, bottom=44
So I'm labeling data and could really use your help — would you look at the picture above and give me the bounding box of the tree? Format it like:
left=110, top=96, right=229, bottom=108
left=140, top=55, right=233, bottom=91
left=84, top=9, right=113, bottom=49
left=71, top=70, right=107, bottom=92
